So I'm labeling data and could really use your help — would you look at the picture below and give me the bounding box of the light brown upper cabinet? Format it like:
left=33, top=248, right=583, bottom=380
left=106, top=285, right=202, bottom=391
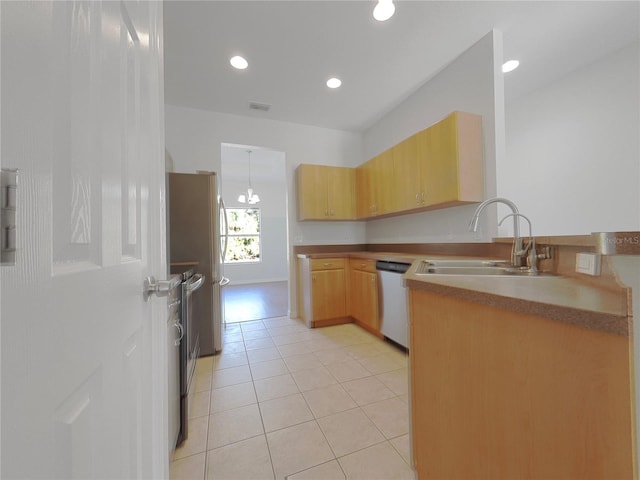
left=419, top=111, right=484, bottom=208
left=296, top=164, right=356, bottom=220
left=355, top=159, right=373, bottom=219
left=391, top=132, right=421, bottom=212
left=298, top=111, right=484, bottom=222
left=390, top=111, right=484, bottom=215
left=357, top=150, right=395, bottom=218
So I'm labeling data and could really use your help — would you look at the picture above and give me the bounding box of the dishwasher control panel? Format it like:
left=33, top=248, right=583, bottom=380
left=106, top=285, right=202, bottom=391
left=375, top=260, right=411, bottom=273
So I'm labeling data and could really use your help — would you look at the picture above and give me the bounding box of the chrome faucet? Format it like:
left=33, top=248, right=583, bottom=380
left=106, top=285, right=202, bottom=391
left=498, top=212, right=552, bottom=272
left=498, top=213, right=537, bottom=272
left=468, top=197, right=526, bottom=267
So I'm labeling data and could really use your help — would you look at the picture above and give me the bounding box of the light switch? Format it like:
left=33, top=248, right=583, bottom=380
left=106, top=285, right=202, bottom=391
left=575, top=252, right=601, bottom=276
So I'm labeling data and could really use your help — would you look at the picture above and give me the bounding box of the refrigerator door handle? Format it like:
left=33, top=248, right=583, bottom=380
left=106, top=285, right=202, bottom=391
left=186, top=273, right=205, bottom=292
left=220, top=198, right=229, bottom=263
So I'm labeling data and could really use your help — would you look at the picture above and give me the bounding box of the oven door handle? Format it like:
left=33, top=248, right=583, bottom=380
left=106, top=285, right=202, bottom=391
left=186, top=273, right=205, bottom=292
left=173, top=321, right=184, bottom=346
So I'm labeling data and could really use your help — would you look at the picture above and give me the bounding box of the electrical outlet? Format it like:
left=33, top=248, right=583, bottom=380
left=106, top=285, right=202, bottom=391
left=575, top=252, right=601, bottom=276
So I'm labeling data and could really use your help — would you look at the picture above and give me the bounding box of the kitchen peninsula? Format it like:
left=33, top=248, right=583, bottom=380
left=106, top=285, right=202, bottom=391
left=295, top=233, right=637, bottom=479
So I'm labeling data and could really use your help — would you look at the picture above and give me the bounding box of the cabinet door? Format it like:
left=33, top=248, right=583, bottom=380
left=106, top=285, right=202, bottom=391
left=356, top=160, right=374, bottom=218
left=419, top=111, right=484, bottom=208
left=392, top=133, right=421, bottom=212
left=349, top=268, right=365, bottom=321
left=422, top=113, right=459, bottom=205
left=327, top=166, right=355, bottom=219
left=296, top=164, right=328, bottom=220
left=409, top=289, right=634, bottom=480
left=360, top=271, right=379, bottom=330
left=311, top=269, right=346, bottom=320
left=350, top=269, right=379, bottom=330
left=356, top=157, right=378, bottom=218
left=364, top=151, right=393, bottom=217
left=374, top=149, right=395, bottom=215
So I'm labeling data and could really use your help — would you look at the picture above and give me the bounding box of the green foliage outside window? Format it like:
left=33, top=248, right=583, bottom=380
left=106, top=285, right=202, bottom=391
left=224, top=208, right=260, bottom=263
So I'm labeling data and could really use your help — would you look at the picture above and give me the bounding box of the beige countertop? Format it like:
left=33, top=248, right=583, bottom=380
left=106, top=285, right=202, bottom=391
left=297, top=250, right=631, bottom=336
left=404, top=265, right=629, bottom=336
left=297, top=251, right=501, bottom=265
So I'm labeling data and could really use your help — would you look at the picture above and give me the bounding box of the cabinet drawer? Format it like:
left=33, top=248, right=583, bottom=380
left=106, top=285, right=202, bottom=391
left=350, top=258, right=377, bottom=273
left=311, top=258, right=345, bottom=271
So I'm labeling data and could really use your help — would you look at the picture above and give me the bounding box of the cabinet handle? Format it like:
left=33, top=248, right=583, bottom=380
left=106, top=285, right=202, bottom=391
left=323, top=262, right=333, bottom=267
left=415, top=193, right=420, bottom=204
left=421, top=192, right=425, bottom=203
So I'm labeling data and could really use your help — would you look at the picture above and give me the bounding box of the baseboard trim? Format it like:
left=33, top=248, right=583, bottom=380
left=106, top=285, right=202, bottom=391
left=311, top=317, right=353, bottom=328
left=353, top=319, right=385, bottom=339
left=224, top=278, right=288, bottom=286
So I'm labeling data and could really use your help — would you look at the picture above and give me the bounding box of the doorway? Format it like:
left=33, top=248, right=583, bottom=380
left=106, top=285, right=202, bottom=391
left=220, top=144, right=289, bottom=324
left=222, top=281, right=288, bottom=322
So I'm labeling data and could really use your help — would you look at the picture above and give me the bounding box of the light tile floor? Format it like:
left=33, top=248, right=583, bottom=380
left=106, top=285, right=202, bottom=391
left=170, top=316, right=415, bottom=480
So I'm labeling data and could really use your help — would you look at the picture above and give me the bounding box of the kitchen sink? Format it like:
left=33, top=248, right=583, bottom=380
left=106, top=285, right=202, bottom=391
left=415, top=259, right=553, bottom=277
left=420, top=259, right=510, bottom=268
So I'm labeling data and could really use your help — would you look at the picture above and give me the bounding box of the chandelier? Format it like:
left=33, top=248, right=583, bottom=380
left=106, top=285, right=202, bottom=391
left=238, top=150, right=260, bottom=204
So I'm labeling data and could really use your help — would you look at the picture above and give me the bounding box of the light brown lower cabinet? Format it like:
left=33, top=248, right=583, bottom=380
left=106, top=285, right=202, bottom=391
left=409, top=288, right=636, bottom=480
left=298, top=257, right=349, bottom=328
left=348, top=259, right=380, bottom=336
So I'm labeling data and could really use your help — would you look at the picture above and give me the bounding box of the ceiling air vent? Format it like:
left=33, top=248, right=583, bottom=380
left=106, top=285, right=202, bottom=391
left=249, top=101, right=271, bottom=112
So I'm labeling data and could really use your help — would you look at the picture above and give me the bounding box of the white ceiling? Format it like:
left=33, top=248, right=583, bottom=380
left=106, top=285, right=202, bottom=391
left=163, top=1, right=639, bottom=133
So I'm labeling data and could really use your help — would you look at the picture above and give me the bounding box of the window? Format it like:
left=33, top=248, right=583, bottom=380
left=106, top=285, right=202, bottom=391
left=224, top=208, right=260, bottom=263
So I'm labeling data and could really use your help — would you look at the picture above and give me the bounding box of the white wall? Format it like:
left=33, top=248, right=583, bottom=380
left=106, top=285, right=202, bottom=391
left=164, top=105, right=366, bottom=244
left=363, top=30, right=505, bottom=244
left=164, top=105, right=366, bottom=314
left=501, top=41, right=640, bottom=236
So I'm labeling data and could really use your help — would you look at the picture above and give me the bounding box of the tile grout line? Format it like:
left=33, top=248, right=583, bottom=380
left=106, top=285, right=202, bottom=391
left=247, top=319, right=346, bottom=479
left=174, top=317, right=411, bottom=479
left=201, top=359, right=215, bottom=480
left=242, top=320, right=279, bottom=480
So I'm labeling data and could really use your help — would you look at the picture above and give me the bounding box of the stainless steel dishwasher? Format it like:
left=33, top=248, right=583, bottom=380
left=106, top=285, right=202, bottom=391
left=376, top=260, right=411, bottom=349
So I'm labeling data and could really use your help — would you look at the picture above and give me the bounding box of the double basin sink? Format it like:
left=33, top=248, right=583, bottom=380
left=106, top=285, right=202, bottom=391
left=415, top=259, right=552, bottom=277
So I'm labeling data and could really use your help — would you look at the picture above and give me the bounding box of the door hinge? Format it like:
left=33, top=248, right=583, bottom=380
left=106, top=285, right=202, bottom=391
left=1, top=169, right=18, bottom=266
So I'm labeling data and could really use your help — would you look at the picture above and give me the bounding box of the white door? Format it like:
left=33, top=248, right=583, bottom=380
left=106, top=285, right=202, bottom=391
left=1, top=1, right=168, bottom=478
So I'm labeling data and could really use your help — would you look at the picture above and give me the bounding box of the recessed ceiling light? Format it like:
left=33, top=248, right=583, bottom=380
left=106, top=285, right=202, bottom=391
left=326, top=77, right=342, bottom=89
left=502, top=59, right=520, bottom=73
left=373, top=0, right=395, bottom=21
left=230, top=55, right=248, bottom=70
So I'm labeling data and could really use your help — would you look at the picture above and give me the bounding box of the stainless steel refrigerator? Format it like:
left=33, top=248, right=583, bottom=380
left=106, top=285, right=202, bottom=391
left=168, top=172, right=227, bottom=355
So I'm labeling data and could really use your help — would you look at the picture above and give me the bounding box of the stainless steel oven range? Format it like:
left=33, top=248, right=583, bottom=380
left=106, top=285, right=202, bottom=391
left=177, top=268, right=204, bottom=445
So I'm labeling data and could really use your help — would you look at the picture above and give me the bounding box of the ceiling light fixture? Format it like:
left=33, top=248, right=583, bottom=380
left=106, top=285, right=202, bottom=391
left=230, top=55, right=248, bottom=70
left=326, top=77, right=342, bottom=89
left=238, top=150, right=260, bottom=204
left=373, top=0, right=395, bottom=21
left=502, top=59, right=520, bottom=73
